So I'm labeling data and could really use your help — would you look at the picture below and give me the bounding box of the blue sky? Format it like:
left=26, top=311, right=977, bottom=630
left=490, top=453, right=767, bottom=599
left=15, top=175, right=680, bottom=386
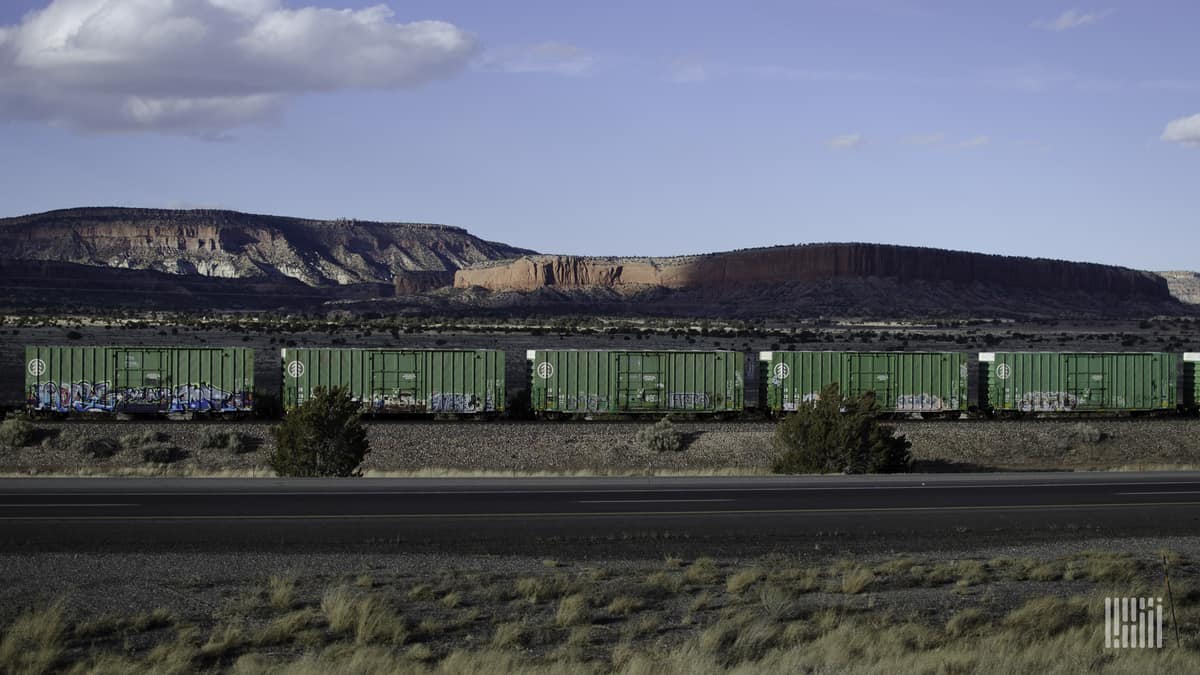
left=0, top=1, right=1196, bottom=270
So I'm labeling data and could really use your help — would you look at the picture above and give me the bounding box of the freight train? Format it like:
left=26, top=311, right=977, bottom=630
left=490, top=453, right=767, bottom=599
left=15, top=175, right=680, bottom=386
left=22, top=346, right=1200, bottom=418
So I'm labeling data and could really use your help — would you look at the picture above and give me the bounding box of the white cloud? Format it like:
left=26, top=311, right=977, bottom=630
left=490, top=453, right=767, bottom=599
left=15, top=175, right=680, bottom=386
left=1033, top=8, right=1113, bottom=31
left=0, top=0, right=475, bottom=135
left=666, top=56, right=709, bottom=84
left=740, top=65, right=869, bottom=82
left=1161, top=114, right=1200, bottom=147
left=955, top=136, right=990, bottom=149
left=476, top=42, right=594, bottom=76
left=903, top=133, right=945, bottom=146
left=827, top=134, right=862, bottom=150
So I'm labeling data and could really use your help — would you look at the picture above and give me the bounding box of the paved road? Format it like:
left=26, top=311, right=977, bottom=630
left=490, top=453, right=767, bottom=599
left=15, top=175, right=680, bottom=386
left=1, top=473, right=1198, bottom=553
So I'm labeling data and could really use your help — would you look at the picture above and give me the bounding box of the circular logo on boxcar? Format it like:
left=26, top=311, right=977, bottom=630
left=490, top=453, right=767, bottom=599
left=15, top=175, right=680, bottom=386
left=995, top=363, right=1011, bottom=380
left=773, top=363, right=790, bottom=380
left=537, top=362, right=555, bottom=379
left=27, top=359, right=46, bottom=377
left=287, top=360, right=305, bottom=378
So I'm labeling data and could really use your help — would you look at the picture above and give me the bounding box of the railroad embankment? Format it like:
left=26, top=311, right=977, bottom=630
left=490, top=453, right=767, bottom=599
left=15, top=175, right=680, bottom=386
left=2, top=419, right=1198, bottom=477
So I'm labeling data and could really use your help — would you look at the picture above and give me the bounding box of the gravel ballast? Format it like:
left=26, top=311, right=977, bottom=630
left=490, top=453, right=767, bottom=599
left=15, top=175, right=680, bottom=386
left=2, top=418, right=1199, bottom=476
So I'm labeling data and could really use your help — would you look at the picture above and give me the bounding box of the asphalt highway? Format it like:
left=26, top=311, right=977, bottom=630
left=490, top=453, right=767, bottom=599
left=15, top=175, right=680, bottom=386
left=1, top=473, right=1198, bottom=553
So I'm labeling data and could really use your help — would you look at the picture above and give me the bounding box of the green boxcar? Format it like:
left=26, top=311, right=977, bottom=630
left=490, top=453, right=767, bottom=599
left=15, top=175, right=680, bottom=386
left=527, top=349, right=744, bottom=415
left=25, top=345, right=254, bottom=414
left=759, top=351, right=968, bottom=414
left=980, top=351, right=1177, bottom=413
left=281, top=348, right=504, bottom=414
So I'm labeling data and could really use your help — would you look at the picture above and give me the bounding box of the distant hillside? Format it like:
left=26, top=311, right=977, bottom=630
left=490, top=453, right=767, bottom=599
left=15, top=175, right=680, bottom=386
left=0, top=207, right=1191, bottom=319
left=0, top=207, right=533, bottom=287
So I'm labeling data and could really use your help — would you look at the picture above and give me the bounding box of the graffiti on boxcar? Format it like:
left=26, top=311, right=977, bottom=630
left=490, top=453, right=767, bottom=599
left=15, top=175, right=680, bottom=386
left=1015, top=391, right=1079, bottom=412
left=431, top=392, right=496, bottom=413
left=895, top=393, right=953, bottom=412
left=28, top=381, right=251, bottom=413
left=667, top=392, right=712, bottom=408
left=560, top=394, right=609, bottom=411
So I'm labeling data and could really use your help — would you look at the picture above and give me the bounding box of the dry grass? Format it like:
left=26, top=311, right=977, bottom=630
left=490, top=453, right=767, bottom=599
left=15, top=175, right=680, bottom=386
left=254, top=608, right=322, bottom=646
left=607, top=596, right=644, bottom=617
left=955, top=560, right=989, bottom=587
left=725, top=567, right=763, bottom=595
left=12, top=548, right=1199, bottom=675
left=555, top=594, right=590, bottom=627
left=840, top=565, right=876, bottom=594
left=643, top=570, right=683, bottom=597
left=267, top=575, right=296, bottom=610
left=683, top=557, right=721, bottom=586
left=320, top=585, right=358, bottom=634
left=0, top=601, right=66, bottom=675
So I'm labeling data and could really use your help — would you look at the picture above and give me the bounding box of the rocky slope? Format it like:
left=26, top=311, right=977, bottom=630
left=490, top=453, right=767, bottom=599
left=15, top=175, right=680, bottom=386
left=0, top=207, right=532, bottom=286
left=1159, top=271, right=1200, bottom=305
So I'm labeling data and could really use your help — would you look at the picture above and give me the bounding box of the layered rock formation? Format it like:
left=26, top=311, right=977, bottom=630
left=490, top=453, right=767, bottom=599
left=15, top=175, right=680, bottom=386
left=0, top=207, right=531, bottom=287
left=455, top=244, right=1171, bottom=299
left=1158, top=271, right=1200, bottom=305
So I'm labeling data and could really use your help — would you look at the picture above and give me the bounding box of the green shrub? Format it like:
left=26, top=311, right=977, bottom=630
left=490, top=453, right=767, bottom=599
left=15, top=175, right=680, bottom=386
left=202, top=430, right=254, bottom=454
left=634, top=417, right=683, bottom=453
left=69, top=435, right=119, bottom=459
left=771, top=383, right=911, bottom=474
left=119, top=430, right=167, bottom=451
left=269, top=386, right=369, bottom=477
left=142, top=445, right=184, bottom=464
left=0, top=415, right=35, bottom=449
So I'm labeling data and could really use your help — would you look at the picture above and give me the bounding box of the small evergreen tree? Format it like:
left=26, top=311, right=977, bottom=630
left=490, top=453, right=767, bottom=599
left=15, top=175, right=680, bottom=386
left=270, top=386, right=369, bottom=477
left=772, top=383, right=911, bottom=474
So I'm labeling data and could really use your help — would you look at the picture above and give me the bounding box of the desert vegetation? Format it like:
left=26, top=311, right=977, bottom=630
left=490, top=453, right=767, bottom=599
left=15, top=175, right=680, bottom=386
left=269, top=386, right=369, bottom=477
left=3, top=549, right=1197, bottom=673
left=772, top=384, right=912, bottom=474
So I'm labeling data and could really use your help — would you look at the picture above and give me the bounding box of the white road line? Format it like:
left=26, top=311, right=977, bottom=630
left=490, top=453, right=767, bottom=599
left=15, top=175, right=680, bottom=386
left=1119, top=490, right=1200, bottom=496
left=8, top=482, right=1200, bottom=497
left=0, top=503, right=139, bottom=507
left=578, top=494, right=734, bottom=499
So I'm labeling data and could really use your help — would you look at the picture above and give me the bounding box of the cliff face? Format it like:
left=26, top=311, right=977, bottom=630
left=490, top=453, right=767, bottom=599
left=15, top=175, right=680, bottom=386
left=455, top=244, right=1171, bottom=299
left=0, top=207, right=532, bottom=287
left=1159, top=271, right=1200, bottom=304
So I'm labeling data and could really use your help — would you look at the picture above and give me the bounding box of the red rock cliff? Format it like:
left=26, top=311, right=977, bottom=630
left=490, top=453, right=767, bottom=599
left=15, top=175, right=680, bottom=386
left=454, top=244, right=1170, bottom=298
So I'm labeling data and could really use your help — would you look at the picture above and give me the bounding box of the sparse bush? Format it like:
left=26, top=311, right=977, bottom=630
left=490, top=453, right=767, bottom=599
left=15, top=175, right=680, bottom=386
left=634, top=417, right=683, bottom=453
left=726, top=568, right=763, bottom=594
left=772, top=383, right=911, bottom=474
left=1059, top=423, right=1107, bottom=448
left=684, top=557, right=722, bottom=585
left=202, top=430, right=255, bottom=454
left=141, top=444, right=184, bottom=464
left=267, top=576, right=296, bottom=610
left=555, top=594, right=590, bottom=627
left=840, top=566, right=876, bottom=594
left=74, top=436, right=120, bottom=459
left=0, top=414, right=35, bottom=449
left=270, top=386, right=369, bottom=477
left=120, top=430, right=167, bottom=450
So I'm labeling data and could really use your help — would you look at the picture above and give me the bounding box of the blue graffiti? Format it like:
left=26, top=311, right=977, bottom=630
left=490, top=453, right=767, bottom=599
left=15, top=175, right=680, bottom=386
left=28, top=381, right=252, bottom=414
